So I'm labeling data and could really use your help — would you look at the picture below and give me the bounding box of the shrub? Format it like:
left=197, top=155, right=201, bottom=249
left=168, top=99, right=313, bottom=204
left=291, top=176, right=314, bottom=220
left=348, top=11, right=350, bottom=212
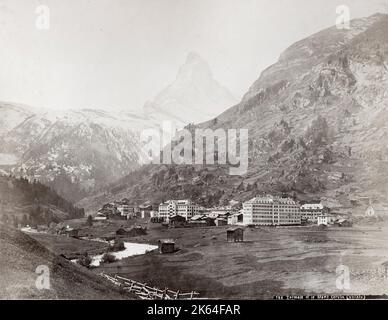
left=108, top=239, right=125, bottom=252
left=78, top=255, right=92, bottom=268
left=101, top=253, right=116, bottom=264
left=86, top=215, right=93, bottom=227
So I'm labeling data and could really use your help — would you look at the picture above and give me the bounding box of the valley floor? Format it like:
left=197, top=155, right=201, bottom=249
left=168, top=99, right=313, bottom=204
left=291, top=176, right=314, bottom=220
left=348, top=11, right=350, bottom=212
left=29, top=218, right=388, bottom=299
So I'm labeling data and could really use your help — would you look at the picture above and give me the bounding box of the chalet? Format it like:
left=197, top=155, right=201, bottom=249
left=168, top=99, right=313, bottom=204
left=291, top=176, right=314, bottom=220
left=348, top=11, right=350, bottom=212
left=300, top=203, right=324, bottom=223
left=150, top=217, right=164, bottom=223
left=228, top=213, right=243, bottom=225
left=365, top=204, right=387, bottom=217
left=215, top=218, right=228, bottom=226
left=190, top=214, right=206, bottom=221
left=116, top=199, right=139, bottom=219
left=227, top=227, right=244, bottom=242
left=188, top=215, right=215, bottom=227
left=188, top=220, right=208, bottom=227
left=68, top=229, right=80, bottom=238
left=158, top=199, right=199, bottom=220
left=335, top=218, right=352, bottom=227
left=116, top=226, right=147, bottom=237
left=56, top=224, right=76, bottom=236
left=99, top=203, right=116, bottom=216
left=59, top=226, right=79, bottom=238
left=93, top=212, right=107, bottom=221
left=317, top=215, right=328, bottom=226
left=116, top=227, right=129, bottom=236
left=158, top=239, right=175, bottom=254
left=168, top=215, right=187, bottom=228
left=139, top=203, right=153, bottom=219
left=207, top=212, right=219, bottom=219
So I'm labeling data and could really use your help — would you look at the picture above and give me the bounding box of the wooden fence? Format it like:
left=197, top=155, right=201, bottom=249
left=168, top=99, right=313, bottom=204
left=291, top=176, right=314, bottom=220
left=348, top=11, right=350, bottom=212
left=101, top=273, right=199, bottom=300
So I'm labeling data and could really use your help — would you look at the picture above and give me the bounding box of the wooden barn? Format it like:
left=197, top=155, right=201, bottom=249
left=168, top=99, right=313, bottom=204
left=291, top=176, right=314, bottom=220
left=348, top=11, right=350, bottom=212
left=116, top=226, right=147, bottom=237
left=158, top=239, right=175, bottom=254
left=67, top=228, right=80, bottom=238
left=226, top=227, right=244, bottom=242
left=215, top=218, right=228, bottom=227
left=168, top=215, right=187, bottom=228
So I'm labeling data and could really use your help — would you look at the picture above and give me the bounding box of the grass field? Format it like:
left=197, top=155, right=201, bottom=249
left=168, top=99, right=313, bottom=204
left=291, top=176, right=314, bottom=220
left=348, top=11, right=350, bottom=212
left=93, top=220, right=388, bottom=299
left=29, top=217, right=388, bottom=299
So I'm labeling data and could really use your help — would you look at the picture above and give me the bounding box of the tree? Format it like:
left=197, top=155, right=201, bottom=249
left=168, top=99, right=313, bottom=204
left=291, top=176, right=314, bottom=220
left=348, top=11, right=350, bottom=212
left=21, top=214, right=29, bottom=226
left=109, top=238, right=125, bottom=252
left=101, top=253, right=116, bottom=264
left=1, top=214, right=9, bottom=224
left=86, top=215, right=93, bottom=227
left=78, top=254, right=92, bottom=268
left=13, top=216, right=19, bottom=229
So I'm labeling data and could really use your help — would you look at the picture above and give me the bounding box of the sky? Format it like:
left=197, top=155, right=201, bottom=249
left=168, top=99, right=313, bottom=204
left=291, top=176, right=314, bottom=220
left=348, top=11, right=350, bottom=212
left=0, top=0, right=387, bottom=112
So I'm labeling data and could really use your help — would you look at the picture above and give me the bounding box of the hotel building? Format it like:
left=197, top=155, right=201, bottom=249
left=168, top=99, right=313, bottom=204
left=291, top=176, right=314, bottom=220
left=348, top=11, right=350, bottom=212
left=158, top=200, right=199, bottom=221
left=300, top=203, right=324, bottom=222
left=243, top=195, right=301, bottom=226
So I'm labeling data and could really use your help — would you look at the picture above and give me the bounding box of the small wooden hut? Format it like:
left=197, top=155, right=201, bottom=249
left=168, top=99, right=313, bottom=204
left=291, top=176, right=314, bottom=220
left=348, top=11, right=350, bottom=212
left=226, top=227, right=244, bottom=242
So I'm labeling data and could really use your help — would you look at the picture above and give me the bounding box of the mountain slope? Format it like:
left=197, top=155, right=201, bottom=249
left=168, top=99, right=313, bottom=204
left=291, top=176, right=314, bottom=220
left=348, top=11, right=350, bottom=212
left=0, top=224, right=130, bottom=299
left=0, top=106, right=149, bottom=201
left=0, top=53, right=236, bottom=201
left=198, top=13, right=388, bottom=209
left=143, top=52, right=237, bottom=128
left=79, top=13, right=388, bottom=215
left=0, top=175, right=85, bottom=227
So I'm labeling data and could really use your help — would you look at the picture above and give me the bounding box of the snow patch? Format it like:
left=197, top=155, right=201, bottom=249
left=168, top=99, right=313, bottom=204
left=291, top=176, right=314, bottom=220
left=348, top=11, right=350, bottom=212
left=90, top=242, right=157, bottom=267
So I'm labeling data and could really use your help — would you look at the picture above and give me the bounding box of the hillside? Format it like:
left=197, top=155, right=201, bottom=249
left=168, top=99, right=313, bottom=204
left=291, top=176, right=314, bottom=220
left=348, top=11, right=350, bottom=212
left=0, top=105, right=147, bottom=201
left=0, top=224, right=130, bottom=299
left=0, top=52, right=236, bottom=202
left=79, top=13, right=388, bottom=215
left=0, top=175, right=84, bottom=227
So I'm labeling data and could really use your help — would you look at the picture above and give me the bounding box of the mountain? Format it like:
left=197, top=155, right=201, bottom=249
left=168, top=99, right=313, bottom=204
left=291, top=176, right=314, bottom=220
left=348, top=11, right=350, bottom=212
left=143, top=52, right=237, bottom=128
left=0, top=53, right=236, bottom=201
left=0, top=224, right=131, bottom=299
left=0, top=104, right=151, bottom=201
left=0, top=102, right=35, bottom=136
left=79, top=13, right=388, bottom=215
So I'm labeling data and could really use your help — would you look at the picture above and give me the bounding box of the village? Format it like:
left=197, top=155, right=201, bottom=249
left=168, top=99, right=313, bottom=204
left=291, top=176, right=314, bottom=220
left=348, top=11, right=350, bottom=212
left=92, top=195, right=363, bottom=231
left=21, top=193, right=388, bottom=299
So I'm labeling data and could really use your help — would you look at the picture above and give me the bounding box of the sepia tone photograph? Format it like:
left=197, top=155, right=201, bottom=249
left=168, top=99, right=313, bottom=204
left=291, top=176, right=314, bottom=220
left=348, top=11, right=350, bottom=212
left=1, top=0, right=388, bottom=305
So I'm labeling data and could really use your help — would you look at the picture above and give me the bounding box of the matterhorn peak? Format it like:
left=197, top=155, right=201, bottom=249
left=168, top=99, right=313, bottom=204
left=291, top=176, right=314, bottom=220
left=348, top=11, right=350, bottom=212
left=176, top=51, right=213, bottom=83
left=143, top=51, right=236, bottom=127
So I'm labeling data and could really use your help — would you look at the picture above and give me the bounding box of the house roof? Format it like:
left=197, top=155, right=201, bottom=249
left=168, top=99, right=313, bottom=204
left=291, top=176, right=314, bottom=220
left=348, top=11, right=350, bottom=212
left=301, top=203, right=323, bottom=210
left=159, top=239, right=175, bottom=244
left=245, top=195, right=298, bottom=205
left=227, top=227, right=243, bottom=232
left=367, top=204, right=388, bottom=213
left=191, top=214, right=205, bottom=221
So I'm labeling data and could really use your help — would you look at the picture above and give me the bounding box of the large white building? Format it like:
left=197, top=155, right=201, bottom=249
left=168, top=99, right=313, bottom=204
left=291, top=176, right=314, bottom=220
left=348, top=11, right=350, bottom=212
left=116, top=204, right=137, bottom=219
left=300, top=203, right=324, bottom=222
left=158, top=200, right=199, bottom=221
left=317, top=215, right=329, bottom=226
left=243, top=195, right=301, bottom=226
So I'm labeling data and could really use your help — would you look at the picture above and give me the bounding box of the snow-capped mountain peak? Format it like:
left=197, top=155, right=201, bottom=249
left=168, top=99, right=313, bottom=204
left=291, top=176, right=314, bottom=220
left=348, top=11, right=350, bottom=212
left=143, top=52, right=237, bottom=128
